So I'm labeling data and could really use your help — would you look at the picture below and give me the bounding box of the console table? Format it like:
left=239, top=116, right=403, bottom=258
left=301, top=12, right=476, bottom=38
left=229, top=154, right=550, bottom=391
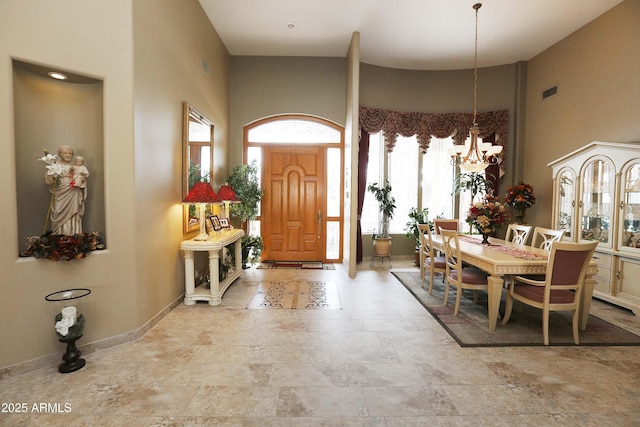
left=180, top=228, right=244, bottom=305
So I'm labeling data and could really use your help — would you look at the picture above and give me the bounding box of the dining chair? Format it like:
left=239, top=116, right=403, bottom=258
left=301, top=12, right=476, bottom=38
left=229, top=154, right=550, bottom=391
left=532, top=227, right=565, bottom=251
left=501, top=240, right=598, bottom=345
left=440, top=229, right=489, bottom=316
left=417, top=223, right=446, bottom=293
left=434, top=219, right=459, bottom=234
left=505, top=224, right=533, bottom=246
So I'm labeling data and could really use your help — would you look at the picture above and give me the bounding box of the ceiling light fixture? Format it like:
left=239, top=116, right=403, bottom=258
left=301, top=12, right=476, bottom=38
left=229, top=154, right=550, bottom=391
left=48, top=71, right=68, bottom=80
left=450, top=3, right=502, bottom=173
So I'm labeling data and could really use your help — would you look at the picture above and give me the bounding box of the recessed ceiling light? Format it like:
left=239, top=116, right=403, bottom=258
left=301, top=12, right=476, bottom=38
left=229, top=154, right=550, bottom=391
left=48, top=71, right=68, bottom=80
left=287, top=23, right=295, bottom=29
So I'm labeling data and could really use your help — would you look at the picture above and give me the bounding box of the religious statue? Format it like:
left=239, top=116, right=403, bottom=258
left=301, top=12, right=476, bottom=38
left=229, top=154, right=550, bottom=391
left=44, top=145, right=89, bottom=235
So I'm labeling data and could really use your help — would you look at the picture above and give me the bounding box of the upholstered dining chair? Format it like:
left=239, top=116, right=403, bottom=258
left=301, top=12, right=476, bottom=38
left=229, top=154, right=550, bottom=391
left=532, top=227, right=565, bottom=251
left=434, top=219, right=459, bottom=234
left=501, top=240, right=598, bottom=345
left=417, top=223, right=446, bottom=293
left=440, top=229, right=489, bottom=316
left=505, top=224, right=533, bottom=246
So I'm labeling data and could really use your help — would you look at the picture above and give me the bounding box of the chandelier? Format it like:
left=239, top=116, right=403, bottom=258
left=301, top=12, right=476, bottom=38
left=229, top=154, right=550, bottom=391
left=450, top=3, right=503, bottom=173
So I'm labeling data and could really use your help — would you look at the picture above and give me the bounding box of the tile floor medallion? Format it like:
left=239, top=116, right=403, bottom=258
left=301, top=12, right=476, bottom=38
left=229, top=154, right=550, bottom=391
left=246, top=281, right=342, bottom=309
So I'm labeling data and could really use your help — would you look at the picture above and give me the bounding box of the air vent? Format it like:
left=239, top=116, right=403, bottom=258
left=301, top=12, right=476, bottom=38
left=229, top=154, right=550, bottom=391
left=542, top=86, right=557, bottom=99
left=201, top=58, right=210, bottom=75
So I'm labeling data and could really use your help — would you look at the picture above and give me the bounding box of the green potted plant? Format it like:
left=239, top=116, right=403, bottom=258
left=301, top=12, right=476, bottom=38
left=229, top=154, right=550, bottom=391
left=404, top=207, right=432, bottom=265
left=453, top=171, right=494, bottom=203
left=227, top=161, right=263, bottom=268
left=367, top=180, right=396, bottom=257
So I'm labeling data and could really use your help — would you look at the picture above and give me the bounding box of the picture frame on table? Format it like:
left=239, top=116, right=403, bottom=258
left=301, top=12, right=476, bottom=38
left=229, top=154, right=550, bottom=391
left=219, top=217, right=230, bottom=228
left=204, top=216, right=214, bottom=233
left=210, top=215, right=222, bottom=231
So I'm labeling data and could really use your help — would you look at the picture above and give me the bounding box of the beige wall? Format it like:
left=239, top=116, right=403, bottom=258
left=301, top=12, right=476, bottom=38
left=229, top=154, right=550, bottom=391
left=0, top=0, right=136, bottom=370
left=0, top=0, right=230, bottom=372
left=132, top=0, right=230, bottom=325
left=524, top=0, right=640, bottom=229
left=229, top=56, right=348, bottom=167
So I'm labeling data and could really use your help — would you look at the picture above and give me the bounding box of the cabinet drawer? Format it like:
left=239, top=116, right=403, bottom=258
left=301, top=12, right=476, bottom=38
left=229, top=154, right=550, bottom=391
left=591, top=252, right=612, bottom=268
left=592, top=252, right=612, bottom=293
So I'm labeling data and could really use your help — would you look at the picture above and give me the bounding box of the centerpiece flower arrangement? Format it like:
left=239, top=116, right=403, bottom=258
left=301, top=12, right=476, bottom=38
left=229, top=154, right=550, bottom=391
left=466, top=191, right=509, bottom=244
left=504, top=182, right=535, bottom=224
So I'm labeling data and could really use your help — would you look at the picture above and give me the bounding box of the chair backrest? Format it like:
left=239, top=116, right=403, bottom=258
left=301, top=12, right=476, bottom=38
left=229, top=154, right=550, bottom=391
left=434, top=219, right=459, bottom=235
left=545, top=241, right=599, bottom=294
left=505, top=224, right=533, bottom=246
left=532, top=227, right=565, bottom=251
left=440, top=229, right=461, bottom=276
left=417, top=223, right=434, bottom=255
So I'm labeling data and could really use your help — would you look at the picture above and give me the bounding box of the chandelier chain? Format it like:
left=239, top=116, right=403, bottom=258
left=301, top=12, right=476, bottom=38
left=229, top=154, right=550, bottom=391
left=473, top=3, right=481, bottom=126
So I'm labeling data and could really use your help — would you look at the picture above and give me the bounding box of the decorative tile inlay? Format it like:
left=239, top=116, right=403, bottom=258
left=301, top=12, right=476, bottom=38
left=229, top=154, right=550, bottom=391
left=246, top=281, right=342, bottom=310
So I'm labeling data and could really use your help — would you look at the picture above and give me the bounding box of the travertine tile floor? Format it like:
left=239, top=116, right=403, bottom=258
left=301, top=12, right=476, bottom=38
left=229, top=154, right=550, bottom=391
left=2, top=257, right=640, bottom=426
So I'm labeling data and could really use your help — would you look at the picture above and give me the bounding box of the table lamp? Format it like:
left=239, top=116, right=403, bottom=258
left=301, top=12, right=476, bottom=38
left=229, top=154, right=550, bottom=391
left=183, top=181, right=218, bottom=240
left=217, top=182, right=239, bottom=220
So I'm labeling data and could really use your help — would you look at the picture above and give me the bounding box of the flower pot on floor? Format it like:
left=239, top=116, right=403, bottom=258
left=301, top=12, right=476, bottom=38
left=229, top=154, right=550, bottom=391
left=373, top=237, right=392, bottom=256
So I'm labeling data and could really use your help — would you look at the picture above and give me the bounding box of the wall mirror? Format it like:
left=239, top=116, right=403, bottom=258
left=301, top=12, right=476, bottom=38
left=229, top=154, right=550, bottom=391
left=183, top=101, right=214, bottom=234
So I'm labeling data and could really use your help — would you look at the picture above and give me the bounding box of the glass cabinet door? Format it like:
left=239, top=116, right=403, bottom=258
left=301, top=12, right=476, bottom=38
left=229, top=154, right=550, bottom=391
left=581, top=159, right=613, bottom=245
left=621, top=163, right=640, bottom=251
left=557, top=169, right=575, bottom=239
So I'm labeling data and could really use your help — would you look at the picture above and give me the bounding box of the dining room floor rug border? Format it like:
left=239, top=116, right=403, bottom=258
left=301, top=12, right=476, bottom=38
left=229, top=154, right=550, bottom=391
left=392, top=271, right=640, bottom=348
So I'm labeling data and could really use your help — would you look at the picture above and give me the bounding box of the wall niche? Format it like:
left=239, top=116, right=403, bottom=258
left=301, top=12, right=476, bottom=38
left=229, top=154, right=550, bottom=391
left=13, top=60, right=106, bottom=256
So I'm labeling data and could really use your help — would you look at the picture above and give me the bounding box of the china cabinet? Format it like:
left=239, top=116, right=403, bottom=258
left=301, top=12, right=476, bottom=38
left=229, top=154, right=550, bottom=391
left=549, top=141, right=640, bottom=314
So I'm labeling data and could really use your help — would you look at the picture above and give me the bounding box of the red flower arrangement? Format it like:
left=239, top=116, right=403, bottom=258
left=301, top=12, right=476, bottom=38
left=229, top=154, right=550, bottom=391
left=466, top=191, right=509, bottom=234
left=504, top=182, right=536, bottom=209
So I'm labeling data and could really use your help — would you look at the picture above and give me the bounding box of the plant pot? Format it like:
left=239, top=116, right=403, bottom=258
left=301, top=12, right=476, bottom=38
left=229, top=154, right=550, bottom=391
left=241, top=246, right=251, bottom=269
left=372, top=237, right=392, bottom=256
left=514, top=207, right=527, bottom=224
left=480, top=228, right=493, bottom=244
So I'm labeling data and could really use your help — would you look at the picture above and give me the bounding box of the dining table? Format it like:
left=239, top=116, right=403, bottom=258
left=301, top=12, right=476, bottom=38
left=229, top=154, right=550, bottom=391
left=430, top=233, right=599, bottom=332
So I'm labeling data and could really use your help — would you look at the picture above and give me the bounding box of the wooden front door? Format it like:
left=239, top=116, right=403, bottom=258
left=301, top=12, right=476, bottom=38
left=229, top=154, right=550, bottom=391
left=262, top=147, right=324, bottom=261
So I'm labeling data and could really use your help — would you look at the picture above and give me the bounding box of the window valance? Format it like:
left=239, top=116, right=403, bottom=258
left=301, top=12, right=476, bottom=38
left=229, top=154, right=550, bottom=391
left=359, top=106, right=508, bottom=154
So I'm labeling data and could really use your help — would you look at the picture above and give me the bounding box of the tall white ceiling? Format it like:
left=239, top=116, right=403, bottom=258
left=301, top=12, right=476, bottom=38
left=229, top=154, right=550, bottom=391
left=199, top=0, right=623, bottom=70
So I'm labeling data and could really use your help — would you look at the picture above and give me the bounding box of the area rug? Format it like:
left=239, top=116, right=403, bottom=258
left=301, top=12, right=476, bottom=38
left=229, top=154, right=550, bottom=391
left=257, top=262, right=335, bottom=270
left=392, top=271, right=640, bottom=347
left=246, top=281, right=342, bottom=309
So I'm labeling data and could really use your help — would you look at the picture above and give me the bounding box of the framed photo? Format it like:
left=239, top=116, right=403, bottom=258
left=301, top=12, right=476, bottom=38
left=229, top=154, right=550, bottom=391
left=204, top=216, right=214, bottom=233
left=210, top=215, right=222, bottom=231
left=219, top=217, right=230, bottom=228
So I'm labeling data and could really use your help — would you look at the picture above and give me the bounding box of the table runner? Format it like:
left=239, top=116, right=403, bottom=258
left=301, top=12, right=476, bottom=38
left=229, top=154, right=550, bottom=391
left=458, top=234, right=548, bottom=260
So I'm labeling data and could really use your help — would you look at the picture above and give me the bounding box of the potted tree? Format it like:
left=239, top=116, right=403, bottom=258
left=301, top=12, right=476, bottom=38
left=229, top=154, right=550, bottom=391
left=404, top=207, right=432, bottom=265
left=453, top=171, right=494, bottom=203
left=227, top=161, right=263, bottom=268
left=367, top=180, right=396, bottom=256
